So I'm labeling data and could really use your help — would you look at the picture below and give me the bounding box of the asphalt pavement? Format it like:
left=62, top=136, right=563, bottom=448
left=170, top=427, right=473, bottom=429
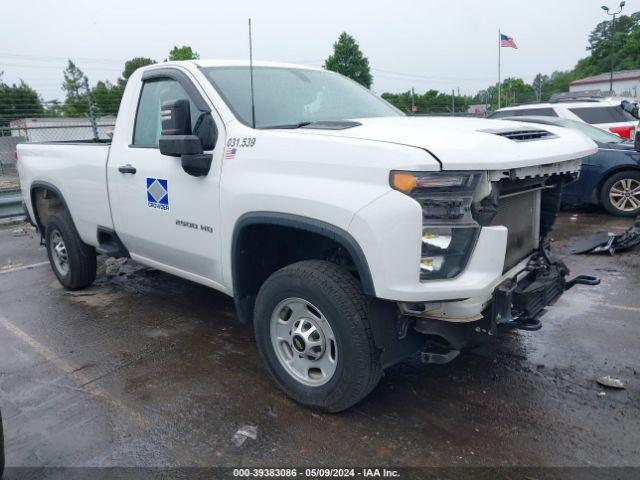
left=0, top=211, right=638, bottom=473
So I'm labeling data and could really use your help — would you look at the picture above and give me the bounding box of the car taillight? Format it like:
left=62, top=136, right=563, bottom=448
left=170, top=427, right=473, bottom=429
left=609, top=126, right=635, bottom=139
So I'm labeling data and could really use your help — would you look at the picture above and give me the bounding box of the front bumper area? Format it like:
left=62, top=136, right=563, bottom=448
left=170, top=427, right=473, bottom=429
left=488, top=249, right=599, bottom=332
left=411, top=248, right=599, bottom=363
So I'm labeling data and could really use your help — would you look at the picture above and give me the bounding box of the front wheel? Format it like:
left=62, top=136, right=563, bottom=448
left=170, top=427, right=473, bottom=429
left=254, top=260, right=382, bottom=412
left=600, top=170, right=640, bottom=217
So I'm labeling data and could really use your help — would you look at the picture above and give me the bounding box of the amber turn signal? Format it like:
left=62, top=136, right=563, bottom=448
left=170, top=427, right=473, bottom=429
left=391, top=172, right=417, bottom=193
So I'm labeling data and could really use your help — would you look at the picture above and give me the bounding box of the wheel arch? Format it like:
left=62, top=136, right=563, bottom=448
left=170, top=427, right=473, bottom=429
left=29, top=181, right=76, bottom=234
left=231, top=212, right=376, bottom=323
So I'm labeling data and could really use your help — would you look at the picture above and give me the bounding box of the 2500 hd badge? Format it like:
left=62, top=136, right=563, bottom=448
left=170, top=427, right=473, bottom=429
left=176, top=219, right=213, bottom=233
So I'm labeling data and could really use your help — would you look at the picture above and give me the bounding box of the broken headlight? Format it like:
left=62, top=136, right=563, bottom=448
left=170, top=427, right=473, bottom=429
left=390, top=171, right=481, bottom=280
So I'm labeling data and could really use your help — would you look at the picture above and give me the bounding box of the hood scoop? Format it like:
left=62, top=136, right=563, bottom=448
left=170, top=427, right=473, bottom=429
left=301, top=120, right=362, bottom=130
left=480, top=128, right=556, bottom=142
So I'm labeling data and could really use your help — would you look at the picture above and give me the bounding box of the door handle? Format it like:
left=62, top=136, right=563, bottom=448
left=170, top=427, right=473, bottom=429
left=118, top=164, right=137, bottom=174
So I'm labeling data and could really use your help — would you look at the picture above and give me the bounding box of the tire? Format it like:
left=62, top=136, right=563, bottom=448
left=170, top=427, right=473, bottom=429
left=45, top=213, right=96, bottom=290
left=600, top=170, right=640, bottom=217
left=254, top=260, right=382, bottom=412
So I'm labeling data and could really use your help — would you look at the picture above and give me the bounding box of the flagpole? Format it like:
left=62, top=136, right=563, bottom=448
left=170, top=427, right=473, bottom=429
left=498, top=29, right=501, bottom=110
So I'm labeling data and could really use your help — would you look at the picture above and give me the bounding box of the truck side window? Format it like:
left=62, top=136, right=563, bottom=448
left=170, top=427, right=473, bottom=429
left=132, top=79, right=200, bottom=147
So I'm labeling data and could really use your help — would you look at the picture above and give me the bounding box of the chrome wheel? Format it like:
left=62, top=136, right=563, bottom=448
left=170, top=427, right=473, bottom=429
left=270, top=297, right=337, bottom=386
left=50, top=230, right=69, bottom=276
left=609, top=178, right=640, bottom=212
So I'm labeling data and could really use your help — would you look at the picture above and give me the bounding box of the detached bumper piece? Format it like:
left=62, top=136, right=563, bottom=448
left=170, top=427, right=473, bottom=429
left=492, top=249, right=599, bottom=332
left=417, top=247, right=600, bottom=364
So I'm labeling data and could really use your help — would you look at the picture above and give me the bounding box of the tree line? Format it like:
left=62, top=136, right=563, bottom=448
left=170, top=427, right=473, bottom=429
left=1, top=11, right=639, bottom=124
left=0, top=45, right=199, bottom=125
left=383, top=11, right=640, bottom=112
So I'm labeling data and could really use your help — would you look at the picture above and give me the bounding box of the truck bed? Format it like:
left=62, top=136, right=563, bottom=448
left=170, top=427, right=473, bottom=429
left=17, top=142, right=113, bottom=246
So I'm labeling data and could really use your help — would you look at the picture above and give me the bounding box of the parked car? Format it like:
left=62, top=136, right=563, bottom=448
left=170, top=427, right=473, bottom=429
left=16, top=60, right=599, bottom=412
left=490, top=91, right=638, bottom=139
left=502, top=116, right=640, bottom=216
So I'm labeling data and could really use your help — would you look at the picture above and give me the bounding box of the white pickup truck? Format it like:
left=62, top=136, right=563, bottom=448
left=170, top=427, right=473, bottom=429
left=18, top=60, right=599, bottom=412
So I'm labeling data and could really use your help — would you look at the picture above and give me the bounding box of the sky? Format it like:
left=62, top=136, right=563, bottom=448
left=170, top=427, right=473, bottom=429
left=0, top=0, right=629, bottom=102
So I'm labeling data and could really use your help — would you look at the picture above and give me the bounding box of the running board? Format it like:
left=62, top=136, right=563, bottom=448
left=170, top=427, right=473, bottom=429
left=96, top=227, right=129, bottom=258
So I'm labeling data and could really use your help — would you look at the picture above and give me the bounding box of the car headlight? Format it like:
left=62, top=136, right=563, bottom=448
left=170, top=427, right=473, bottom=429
left=391, top=171, right=481, bottom=280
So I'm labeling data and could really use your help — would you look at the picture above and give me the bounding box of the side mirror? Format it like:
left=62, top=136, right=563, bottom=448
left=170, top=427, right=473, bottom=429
left=159, top=99, right=201, bottom=157
left=621, top=100, right=640, bottom=119
left=158, top=99, right=215, bottom=177
left=161, top=99, right=191, bottom=136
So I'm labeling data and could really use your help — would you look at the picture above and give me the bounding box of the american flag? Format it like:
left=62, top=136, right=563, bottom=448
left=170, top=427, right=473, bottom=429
left=224, top=147, right=237, bottom=160
left=500, top=33, right=517, bottom=49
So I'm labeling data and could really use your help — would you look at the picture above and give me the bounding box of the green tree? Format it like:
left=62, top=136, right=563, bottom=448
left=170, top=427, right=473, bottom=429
left=168, top=46, right=200, bottom=61
left=92, top=80, right=123, bottom=116
left=324, top=32, right=373, bottom=88
left=574, top=12, right=640, bottom=79
left=382, top=89, right=473, bottom=114
left=62, top=60, right=88, bottom=116
left=118, top=57, right=156, bottom=88
left=617, top=25, right=640, bottom=71
left=44, top=100, right=64, bottom=117
left=0, top=76, right=44, bottom=127
left=382, top=91, right=413, bottom=111
left=532, top=73, right=549, bottom=102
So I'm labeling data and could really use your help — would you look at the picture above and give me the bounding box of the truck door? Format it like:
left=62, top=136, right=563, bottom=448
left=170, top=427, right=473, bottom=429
left=107, top=69, right=224, bottom=286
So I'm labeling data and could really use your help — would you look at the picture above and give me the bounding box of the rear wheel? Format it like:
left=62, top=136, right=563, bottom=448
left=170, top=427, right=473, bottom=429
left=600, top=170, right=640, bottom=217
left=254, top=260, right=382, bottom=412
left=45, top=214, right=97, bottom=290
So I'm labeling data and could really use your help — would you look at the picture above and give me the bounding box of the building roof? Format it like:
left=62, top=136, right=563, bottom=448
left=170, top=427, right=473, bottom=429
left=570, top=69, right=640, bottom=87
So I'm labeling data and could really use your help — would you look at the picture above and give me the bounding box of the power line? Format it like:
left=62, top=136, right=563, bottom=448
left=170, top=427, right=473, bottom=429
left=372, top=67, right=496, bottom=82
left=0, top=53, right=126, bottom=64
left=0, top=62, right=121, bottom=71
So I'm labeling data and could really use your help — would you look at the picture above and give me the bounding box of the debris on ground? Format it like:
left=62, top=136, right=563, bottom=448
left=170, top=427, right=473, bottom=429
left=597, top=375, right=626, bottom=390
left=104, top=257, right=129, bottom=278
left=571, top=218, right=640, bottom=255
left=597, top=391, right=607, bottom=397
left=1, top=259, right=17, bottom=270
left=231, top=425, right=258, bottom=447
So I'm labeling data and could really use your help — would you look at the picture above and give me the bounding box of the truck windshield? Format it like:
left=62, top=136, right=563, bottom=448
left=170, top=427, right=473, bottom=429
left=202, top=66, right=402, bottom=128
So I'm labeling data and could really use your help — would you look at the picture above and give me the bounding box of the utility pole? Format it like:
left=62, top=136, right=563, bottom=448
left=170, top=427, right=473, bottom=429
left=602, top=2, right=626, bottom=93
left=451, top=89, right=455, bottom=116
left=83, top=76, right=99, bottom=142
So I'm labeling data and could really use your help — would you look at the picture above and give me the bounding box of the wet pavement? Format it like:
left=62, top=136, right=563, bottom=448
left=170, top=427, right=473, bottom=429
left=0, top=211, right=638, bottom=470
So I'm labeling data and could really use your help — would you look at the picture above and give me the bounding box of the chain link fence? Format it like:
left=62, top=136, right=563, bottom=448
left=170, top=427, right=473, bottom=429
left=0, top=119, right=114, bottom=218
left=0, top=119, right=115, bottom=178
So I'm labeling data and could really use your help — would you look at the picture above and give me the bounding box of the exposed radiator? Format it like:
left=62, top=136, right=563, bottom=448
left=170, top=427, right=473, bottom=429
left=490, top=189, right=541, bottom=271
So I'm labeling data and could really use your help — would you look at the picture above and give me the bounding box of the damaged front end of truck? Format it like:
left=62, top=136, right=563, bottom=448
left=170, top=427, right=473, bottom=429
left=378, top=160, right=601, bottom=366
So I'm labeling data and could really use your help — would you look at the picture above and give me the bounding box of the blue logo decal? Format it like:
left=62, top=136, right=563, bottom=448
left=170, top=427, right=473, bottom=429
left=146, top=178, right=169, bottom=211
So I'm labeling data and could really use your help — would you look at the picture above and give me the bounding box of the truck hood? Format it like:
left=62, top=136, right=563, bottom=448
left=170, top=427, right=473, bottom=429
left=300, top=116, right=598, bottom=170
